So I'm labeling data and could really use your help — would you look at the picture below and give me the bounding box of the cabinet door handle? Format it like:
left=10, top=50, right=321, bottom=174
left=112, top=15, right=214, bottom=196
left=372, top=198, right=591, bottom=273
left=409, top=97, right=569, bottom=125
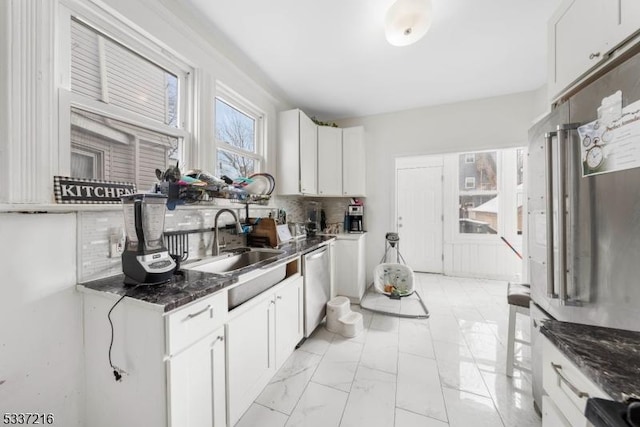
left=276, top=295, right=282, bottom=300
left=185, top=304, right=211, bottom=320
left=211, top=336, right=224, bottom=347
left=270, top=300, right=276, bottom=305
left=0, top=380, right=5, bottom=386
left=589, top=52, right=601, bottom=60
left=551, top=363, right=590, bottom=399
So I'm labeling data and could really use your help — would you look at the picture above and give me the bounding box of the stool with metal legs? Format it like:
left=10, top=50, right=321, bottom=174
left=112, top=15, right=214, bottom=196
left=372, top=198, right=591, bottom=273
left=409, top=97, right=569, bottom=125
left=506, top=282, right=531, bottom=377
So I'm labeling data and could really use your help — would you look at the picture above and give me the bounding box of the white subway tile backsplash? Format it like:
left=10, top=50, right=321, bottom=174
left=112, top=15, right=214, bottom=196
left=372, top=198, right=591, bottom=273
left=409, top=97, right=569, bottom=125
left=77, top=204, right=279, bottom=282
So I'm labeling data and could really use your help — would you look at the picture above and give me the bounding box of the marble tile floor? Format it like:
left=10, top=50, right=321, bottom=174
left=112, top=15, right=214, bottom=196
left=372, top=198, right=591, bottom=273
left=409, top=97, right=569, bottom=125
left=235, top=274, right=537, bottom=427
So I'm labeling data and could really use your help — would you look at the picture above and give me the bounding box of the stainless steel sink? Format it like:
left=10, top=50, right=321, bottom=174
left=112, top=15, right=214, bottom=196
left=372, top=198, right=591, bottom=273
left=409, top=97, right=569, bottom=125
left=183, top=248, right=287, bottom=309
left=185, top=248, right=284, bottom=274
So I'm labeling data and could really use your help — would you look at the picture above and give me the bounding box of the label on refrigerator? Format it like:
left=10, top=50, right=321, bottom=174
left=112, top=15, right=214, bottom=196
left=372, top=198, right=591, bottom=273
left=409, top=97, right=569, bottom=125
left=579, top=98, right=640, bottom=177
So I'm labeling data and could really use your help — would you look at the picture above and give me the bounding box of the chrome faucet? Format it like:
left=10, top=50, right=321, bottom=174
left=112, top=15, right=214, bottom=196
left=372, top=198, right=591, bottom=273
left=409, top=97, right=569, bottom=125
left=213, top=209, right=244, bottom=256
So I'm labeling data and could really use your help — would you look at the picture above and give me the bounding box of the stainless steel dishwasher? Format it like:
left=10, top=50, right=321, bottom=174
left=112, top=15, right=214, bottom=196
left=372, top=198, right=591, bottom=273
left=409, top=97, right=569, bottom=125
left=302, top=245, right=331, bottom=337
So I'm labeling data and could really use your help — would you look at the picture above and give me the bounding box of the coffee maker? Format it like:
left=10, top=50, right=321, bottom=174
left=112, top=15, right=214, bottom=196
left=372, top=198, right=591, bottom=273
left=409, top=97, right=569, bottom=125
left=303, top=200, right=322, bottom=236
left=121, top=193, right=176, bottom=285
left=347, top=204, right=364, bottom=233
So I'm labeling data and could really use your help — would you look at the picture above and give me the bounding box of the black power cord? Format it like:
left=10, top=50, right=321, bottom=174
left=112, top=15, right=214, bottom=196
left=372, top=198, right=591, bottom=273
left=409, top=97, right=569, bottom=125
left=107, top=286, right=139, bottom=382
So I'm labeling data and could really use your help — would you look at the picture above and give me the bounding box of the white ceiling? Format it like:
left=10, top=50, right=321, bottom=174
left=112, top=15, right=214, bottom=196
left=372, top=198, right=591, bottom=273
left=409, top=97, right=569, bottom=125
left=182, top=0, right=561, bottom=120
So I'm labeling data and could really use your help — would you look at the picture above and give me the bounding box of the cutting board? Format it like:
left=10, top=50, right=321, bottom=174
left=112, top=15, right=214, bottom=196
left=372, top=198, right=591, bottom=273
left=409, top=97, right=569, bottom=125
left=249, top=218, right=278, bottom=247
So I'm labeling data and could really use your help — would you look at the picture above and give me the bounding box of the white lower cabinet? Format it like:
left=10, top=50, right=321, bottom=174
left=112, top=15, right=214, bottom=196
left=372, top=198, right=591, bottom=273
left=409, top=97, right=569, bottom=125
left=542, top=395, right=571, bottom=427
left=333, top=234, right=366, bottom=303
left=168, top=327, right=226, bottom=427
left=81, top=260, right=305, bottom=427
left=226, top=275, right=304, bottom=426
left=542, top=336, right=610, bottom=427
left=81, top=290, right=228, bottom=427
left=274, top=275, right=304, bottom=368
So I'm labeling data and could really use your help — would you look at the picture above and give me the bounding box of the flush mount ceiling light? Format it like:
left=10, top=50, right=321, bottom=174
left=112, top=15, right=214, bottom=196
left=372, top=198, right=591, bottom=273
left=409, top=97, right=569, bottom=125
left=385, top=0, right=433, bottom=47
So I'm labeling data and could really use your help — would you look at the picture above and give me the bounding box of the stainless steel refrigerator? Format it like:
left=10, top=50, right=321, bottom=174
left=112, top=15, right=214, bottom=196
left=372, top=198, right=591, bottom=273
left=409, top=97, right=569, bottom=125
left=527, top=46, right=640, bottom=412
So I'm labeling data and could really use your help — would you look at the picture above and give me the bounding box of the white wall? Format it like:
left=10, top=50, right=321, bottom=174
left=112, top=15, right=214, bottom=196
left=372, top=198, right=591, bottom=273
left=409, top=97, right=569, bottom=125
left=0, top=0, right=288, bottom=424
left=0, top=214, right=82, bottom=424
left=336, top=91, right=539, bottom=283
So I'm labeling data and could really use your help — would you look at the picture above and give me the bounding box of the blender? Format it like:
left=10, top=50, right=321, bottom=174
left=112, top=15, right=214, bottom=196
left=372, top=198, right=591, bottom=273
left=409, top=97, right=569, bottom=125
left=121, top=193, right=176, bottom=285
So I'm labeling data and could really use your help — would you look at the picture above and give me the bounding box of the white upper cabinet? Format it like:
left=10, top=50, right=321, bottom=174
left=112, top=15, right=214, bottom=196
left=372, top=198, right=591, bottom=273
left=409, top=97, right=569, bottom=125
left=277, top=109, right=317, bottom=195
left=549, top=0, right=640, bottom=100
left=618, top=0, right=640, bottom=43
left=317, top=126, right=343, bottom=196
left=277, top=110, right=366, bottom=196
left=342, top=126, right=366, bottom=197
left=299, top=112, right=318, bottom=194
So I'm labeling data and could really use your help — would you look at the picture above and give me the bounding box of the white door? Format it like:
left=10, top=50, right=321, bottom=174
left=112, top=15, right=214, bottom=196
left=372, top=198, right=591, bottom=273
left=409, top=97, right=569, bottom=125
left=396, top=167, right=443, bottom=273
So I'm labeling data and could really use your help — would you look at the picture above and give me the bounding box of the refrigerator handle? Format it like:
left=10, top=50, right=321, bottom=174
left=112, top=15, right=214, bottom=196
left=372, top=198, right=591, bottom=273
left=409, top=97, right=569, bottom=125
left=557, top=124, right=582, bottom=306
left=544, top=131, right=557, bottom=299
left=556, top=127, right=568, bottom=305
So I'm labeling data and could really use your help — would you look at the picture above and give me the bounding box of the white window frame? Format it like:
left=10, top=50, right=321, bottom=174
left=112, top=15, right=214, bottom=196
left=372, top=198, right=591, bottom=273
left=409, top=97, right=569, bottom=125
left=57, top=4, right=194, bottom=183
left=214, top=84, right=265, bottom=177
left=456, top=149, right=501, bottom=240
left=454, top=147, right=526, bottom=244
left=70, top=146, right=103, bottom=179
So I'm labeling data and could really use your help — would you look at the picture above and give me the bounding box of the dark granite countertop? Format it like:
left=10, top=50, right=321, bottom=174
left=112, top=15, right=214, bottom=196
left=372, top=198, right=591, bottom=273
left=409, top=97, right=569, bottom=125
left=540, top=320, right=640, bottom=402
left=78, top=235, right=335, bottom=313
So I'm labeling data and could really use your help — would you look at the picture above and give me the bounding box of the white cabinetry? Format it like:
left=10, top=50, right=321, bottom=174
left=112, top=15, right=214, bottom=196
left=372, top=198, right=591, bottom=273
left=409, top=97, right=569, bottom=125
left=278, top=109, right=366, bottom=196
left=168, top=327, right=226, bottom=427
left=334, top=234, right=366, bottom=303
left=274, top=275, right=304, bottom=367
left=549, top=0, right=640, bottom=100
left=226, top=295, right=274, bottom=426
left=226, top=274, right=303, bottom=426
left=278, top=109, right=317, bottom=195
left=317, top=126, right=343, bottom=196
left=541, top=336, right=610, bottom=427
left=342, top=126, right=366, bottom=196
left=82, top=290, right=228, bottom=427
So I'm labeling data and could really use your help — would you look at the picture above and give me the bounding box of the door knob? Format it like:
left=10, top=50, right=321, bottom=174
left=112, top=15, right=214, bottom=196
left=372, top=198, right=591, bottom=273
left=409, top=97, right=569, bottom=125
left=398, top=216, right=403, bottom=220
left=398, top=224, right=403, bottom=228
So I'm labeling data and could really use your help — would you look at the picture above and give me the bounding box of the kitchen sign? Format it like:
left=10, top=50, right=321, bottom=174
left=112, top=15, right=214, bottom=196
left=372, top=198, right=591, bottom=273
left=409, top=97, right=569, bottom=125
left=54, top=176, right=136, bottom=204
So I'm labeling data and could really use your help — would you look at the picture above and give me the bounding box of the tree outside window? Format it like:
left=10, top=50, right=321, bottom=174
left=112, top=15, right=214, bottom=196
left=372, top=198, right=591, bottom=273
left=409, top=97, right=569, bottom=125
left=215, top=98, right=261, bottom=179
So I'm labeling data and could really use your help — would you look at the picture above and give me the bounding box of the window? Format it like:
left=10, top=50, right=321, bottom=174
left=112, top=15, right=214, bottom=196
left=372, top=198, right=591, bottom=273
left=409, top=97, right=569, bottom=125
left=464, top=177, right=476, bottom=189
left=458, top=151, right=498, bottom=234
left=67, top=18, right=189, bottom=189
left=215, top=97, right=263, bottom=179
left=71, top=147, right=102, bottom=180
left=71, top=108, right=180, bottom=190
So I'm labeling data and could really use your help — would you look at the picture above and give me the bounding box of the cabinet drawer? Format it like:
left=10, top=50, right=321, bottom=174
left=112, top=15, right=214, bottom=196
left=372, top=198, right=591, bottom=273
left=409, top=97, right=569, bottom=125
left=542, top=338, right=609, bottom=426
left=166, top=291, right=228, bottom=356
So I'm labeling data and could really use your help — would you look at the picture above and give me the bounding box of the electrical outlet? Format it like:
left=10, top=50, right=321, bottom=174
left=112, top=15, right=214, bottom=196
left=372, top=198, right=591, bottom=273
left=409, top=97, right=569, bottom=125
left=109, top=229, right=125, bottom=258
